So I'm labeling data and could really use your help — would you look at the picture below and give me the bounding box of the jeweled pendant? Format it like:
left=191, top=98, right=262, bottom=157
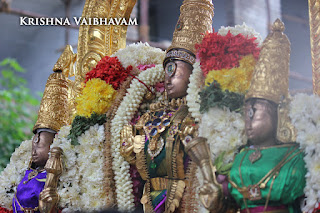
left=150, top=162, right=157, bottom=169
left=249, top=149, right=262, bottom=164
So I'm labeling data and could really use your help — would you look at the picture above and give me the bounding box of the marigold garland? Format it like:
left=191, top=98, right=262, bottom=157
left=205, top=55, right=256, bottom=93
left=75, top=78, right=116, bottom=117
left=196, top=31, right=260, bottom=76
left=85, top=56, right=133, bottom=90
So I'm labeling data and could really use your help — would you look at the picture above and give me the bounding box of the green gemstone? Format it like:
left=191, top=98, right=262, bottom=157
left=150, top=162, right=157, bottom=169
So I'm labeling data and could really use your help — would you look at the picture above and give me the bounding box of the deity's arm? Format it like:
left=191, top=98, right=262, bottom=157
left=185, top=137, right=231, bottom=212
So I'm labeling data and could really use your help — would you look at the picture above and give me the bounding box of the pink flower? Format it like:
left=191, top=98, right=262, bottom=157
left=155, top=82, right=165, bottom=93
left=137, top=64, right=155, bottom=71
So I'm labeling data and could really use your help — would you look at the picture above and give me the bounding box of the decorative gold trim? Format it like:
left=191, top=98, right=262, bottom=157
left=163, top=49, right=196, bottom=66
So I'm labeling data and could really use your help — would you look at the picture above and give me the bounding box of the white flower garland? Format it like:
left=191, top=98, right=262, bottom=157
left=217, top=22, right=263, bottom=47
left=199, top=107, right=246, bottom=164
left=289, top=93, right=320, bottom=212
left=186, top=62, right=203, bottom=122
left=51, top=124, right=106, bottom=212
left=111, top=64, right=165, bottom=211
left=112, top=42, right=165, bottom=68
left=0, top=139, right=32, bottom=209
left=50, top=125, right=81, bottom=212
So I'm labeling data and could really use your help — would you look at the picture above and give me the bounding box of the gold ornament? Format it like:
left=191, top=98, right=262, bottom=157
left=39, top=147, right=63, bottom=213
left=245, top=19, right=296, bottom=143
left=76, top=0, right=137, bottom=84
left=246, top=19, right=290, bottom=104
left=33, top=73, right=70, bottom=133
left=164, top=0, right=214, bottom=66
left=52, top=45, right=76, bottom=77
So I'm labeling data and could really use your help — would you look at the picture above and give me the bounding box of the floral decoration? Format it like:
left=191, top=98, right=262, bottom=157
left=217, top=23, right=263, bottom=47
left=196, top=31, right=260, bottom=76
left=75, top=78, right=116, bottom=117
left=187, top=24, right=260, bottom=180
left=85, top=56, right=132, bottom=90
left=289, top=93, right=320, bottom=213
left=0, top=207, right=12, bottom=213
left=0, top=139, right=32, bottom=209
left=51, top=124, right=106, bottom=212
left=111, top=64, right=165, bottom=211
left=204, top=55, right=255, bottom=93
left=186, top=62, right=204, bottom=122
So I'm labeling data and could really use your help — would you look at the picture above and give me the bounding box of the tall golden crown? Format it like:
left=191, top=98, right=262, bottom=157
left=33, top=72, right=70, bottom=133
left=164, top=0, right=214, bottom=66
left=245, top=19, right=290, bottom=104
left=246, top=19, right=296, bottom=143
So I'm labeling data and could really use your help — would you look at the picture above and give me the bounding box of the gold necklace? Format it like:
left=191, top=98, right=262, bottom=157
left=147, top=137, right=164, bottom=159
left=23, top=168, right=45, bottom=184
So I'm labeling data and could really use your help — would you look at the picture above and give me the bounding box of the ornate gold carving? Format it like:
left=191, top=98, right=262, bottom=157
left=163, top=49, right=196, bottom=66
left=33, top=73, right=70, bottom=133
left=246, top=19, right=290, bottom=104
left=76, top=0, right=137, bottom=85
left=308, top=0, right=320, bottom=95
left=277, top=97, right=297, bottom=143
left=179, top=161, right=199, bottom=213
left=39, top=147, right=63, bottom=213
left=53, top=45, right=77, bottom=77
left=167, top=0, right=214, bottom=55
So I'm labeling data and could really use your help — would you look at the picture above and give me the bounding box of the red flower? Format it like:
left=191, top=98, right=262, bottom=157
left=85, top=56, right=132, bottom=90
left=195, top=31, right=260, bottom=76
left=0, top=207, right=12, bottom=213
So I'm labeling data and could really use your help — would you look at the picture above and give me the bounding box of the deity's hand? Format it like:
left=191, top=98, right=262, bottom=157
left=199, top=181, right=222, bottom=210
left=39, top=187, right=59, bottom=213
left=180, top=118, right=198, bottom=146
left=120, top=125, right=136, bottom=164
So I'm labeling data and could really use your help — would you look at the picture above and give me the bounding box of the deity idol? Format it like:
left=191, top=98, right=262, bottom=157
left=186, top=19, right=307, bottom=213
left=11, top=70, right=68, bottom=213
left=119, top=0, right=214, bottom=212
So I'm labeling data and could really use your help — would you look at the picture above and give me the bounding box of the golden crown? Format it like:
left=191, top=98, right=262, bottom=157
left=245, top=19, right=290, bottom=104
left=246, top=19, right=296, bottom=143
left=33, top=72, right=70, bottom=133
left=164, top=0, right=214, bottom=66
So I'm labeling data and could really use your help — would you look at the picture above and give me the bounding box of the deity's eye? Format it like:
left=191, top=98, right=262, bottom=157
left=33, top=133, right=40, bottom=144
left=248, top=107, right=254, bottom=119
left=165, top=62, right=177, bottom=77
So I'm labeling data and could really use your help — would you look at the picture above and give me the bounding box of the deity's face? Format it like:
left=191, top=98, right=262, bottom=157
left=244, top=98, right=278, bottom=147
left=164, top=60, right=193, bottom=99
left=32, top=131, right=54, bottom=168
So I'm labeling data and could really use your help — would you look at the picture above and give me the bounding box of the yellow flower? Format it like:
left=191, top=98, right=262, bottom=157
left=75, top=78, right=116, bottom=117
left=205, top=55, right=256, bottom=94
